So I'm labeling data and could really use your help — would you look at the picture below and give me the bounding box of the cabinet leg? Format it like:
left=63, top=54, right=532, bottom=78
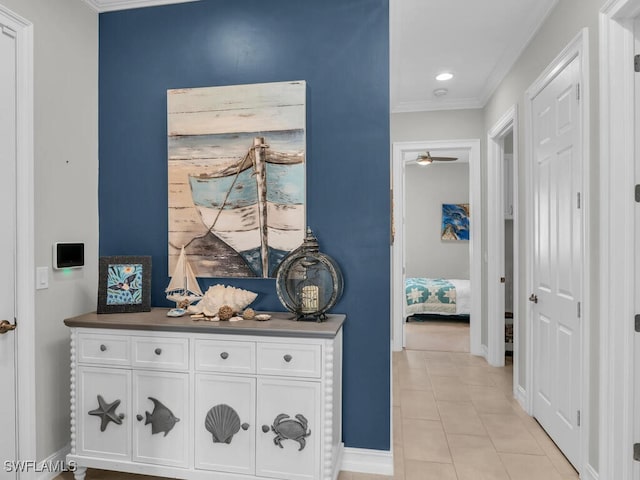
left=73, top=466, right=87, bottom=480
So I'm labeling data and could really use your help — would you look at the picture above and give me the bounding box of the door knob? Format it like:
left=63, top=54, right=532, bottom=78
left=0, top=320, right=16, bottom=334
left=529, top=294, right=538, bottom=304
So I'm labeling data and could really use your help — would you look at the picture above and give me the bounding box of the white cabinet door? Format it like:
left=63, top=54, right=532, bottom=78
left=77, top=366, right=131, bottom=460
left=256, top=379, right=320, bottom=480
left=132, top=370, right=189, bottom=468
left=195, top=374, right=255, bottom=475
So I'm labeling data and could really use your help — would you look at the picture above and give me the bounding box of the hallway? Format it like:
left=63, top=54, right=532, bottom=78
left=371, top=348, right=580, bottom=480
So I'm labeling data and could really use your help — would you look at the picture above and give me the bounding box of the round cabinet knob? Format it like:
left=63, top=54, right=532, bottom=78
left=118, top=413, right=125, bottom=420
left=283, top=354, right=293, bottom=363
left=220, top=352, right=229, bottom=360
left=261, top=425, right=270, bottom=433
left=136, top=414, right=143, bottom=422
left=241, top=423, right=250, bottom=431
left=154, top=348, right=162, bottom=355
left=100, top=344, right=107, bottom=352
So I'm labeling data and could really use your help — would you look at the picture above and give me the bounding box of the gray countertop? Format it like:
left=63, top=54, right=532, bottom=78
left=64, top=309, right=345, bottom=339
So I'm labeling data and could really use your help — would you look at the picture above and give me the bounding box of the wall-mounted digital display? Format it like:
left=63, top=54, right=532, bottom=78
left=53, top=243, right=84, bottom=269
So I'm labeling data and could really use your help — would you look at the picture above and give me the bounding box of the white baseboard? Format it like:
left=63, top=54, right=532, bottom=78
left=36, top=444, right=71, bottom=480
left=581, top=464, right=598, bottom=480
left=340, top=447, right=393, bottom=476
left=515, top=385, right=527, bottom=410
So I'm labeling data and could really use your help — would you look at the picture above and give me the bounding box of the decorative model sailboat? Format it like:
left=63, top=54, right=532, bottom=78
left=166, top=247, right=203, bottom=315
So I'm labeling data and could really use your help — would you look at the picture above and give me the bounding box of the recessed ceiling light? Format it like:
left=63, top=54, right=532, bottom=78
left=436, top=72, right=454, bottom=81
left=433, top=88, right=448, bottom=97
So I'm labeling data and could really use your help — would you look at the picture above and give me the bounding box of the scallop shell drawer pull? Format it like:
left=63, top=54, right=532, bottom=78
left=154, top=348, right=162, bottom=355
left=283, top=354, right=292, bottom=363
left=100, top=344, right=107, bottom=352
left=220, top=352, right=229, bottom=360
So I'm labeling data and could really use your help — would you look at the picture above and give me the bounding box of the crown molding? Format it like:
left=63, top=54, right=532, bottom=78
left=82, top=0, right=199, bottom=13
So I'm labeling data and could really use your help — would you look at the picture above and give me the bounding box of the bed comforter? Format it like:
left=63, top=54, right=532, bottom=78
left=405, top=278, right=471, bottom=316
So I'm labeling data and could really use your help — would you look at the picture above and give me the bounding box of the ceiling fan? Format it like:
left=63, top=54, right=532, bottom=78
left=416, top=151, right=458, bottom=166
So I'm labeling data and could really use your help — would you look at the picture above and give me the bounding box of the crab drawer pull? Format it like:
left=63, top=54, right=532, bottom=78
left=263, top=413, right=311, bottom=451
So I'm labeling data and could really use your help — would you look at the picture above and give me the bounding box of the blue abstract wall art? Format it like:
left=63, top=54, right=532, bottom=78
left=441, top=203, right=470, bottom=241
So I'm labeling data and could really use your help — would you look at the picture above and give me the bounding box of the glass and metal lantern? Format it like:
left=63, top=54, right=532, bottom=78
left=276, top=228, right=343, bottom=321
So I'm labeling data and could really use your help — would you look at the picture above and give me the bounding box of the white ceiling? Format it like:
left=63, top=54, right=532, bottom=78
left=390, top=0, right=558, bottom=112
left=84, top=0, right=558, bottom=113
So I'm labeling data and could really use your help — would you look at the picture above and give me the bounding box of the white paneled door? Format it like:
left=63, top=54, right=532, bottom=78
left=0, top=18, right=18, bottom=480
left=531, top=55, right=582, bottom=468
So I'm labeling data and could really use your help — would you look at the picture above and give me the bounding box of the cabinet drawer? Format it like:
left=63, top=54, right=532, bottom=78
left=195, top=339, right=255, bottom=374
left=77, top=333, right=130, bottom=366
left=257, top=343, right=321, bottom=378
left=132, top=337, right=189, bottom=371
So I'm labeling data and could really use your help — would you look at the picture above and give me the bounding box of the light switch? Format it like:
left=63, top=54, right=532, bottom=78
left=36, top=266, right=48, bottom=290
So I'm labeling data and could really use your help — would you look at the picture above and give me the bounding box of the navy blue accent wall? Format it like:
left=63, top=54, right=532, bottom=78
left=99, top=0, right=390, bottom=450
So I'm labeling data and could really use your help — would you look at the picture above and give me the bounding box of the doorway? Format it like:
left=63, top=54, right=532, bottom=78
left=403, top=153, right=471, bottom=352
left=0, top=3, right=35, bottom=474
left=391, top=139, right=481, bottom=355
left=487, top=106, right=519, bottom=382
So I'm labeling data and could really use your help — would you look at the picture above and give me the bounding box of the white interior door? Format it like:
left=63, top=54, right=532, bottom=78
left=531, top=55, right=582, bottom=468
left=0, top=20, right=18, bottom=480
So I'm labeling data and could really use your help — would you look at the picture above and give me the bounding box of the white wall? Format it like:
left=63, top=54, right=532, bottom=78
left=0, top=0, right=98, bottom=461
left=483, top=0, right=604, bottom=470
left=405, top=163, right=470, bottom=279
left=391, top=109, right=484, bottom=142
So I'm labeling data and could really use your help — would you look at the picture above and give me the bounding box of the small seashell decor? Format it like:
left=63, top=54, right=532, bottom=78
left=218, top=305, right=234, bottom=321
left=188, top=284, right=257, bottom=320
left=242, top=308, right=256, bottom=320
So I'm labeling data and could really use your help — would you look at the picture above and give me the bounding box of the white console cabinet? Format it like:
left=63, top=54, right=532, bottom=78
left=65, top=310, right=344, bottom=480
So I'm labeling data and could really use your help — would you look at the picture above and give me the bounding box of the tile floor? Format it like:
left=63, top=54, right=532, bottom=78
left=56, top=323, right=578, bottom=480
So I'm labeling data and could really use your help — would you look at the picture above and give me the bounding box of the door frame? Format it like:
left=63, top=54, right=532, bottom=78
left=599, top=1, right=640, bottom=478
left=524, top=28, right=591, bottom=474
left=0, top=3, right=35, bottom=473
left=486, top=106, right=519, bottom=372
left=391, top=139, right=482, bottom=355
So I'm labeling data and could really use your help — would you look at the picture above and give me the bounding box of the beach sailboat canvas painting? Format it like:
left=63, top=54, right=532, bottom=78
left=167, top=81, right=306, bottom=278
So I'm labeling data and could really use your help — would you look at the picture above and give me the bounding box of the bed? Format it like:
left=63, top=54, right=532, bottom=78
left=405, top=278, right=471, bottom=318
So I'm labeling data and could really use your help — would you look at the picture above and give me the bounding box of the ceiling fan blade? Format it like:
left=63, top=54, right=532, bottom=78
left=415, top=151, right=458, bottom=165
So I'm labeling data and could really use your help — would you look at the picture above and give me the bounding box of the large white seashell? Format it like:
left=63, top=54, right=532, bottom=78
left=205, top=404, right=241, bottom=444
left=188, top=284, right=257, bottom=316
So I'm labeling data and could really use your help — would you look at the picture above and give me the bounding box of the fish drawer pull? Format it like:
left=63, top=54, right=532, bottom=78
left=283, top=354, right=293, bottom=363
left=154, top=348, right=162, bottom=355
left=266, top=413, right=311, bottom=451
left=220, top=352, right=229, bottom=360
left=144, top=397, right=180, bottom=437
left=100, top=344, right=107, bottom=352
left=88, top=395, right=124, bottom=432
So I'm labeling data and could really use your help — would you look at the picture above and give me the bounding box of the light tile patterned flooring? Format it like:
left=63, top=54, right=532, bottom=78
left=56, top=323, right=578, bottom=480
